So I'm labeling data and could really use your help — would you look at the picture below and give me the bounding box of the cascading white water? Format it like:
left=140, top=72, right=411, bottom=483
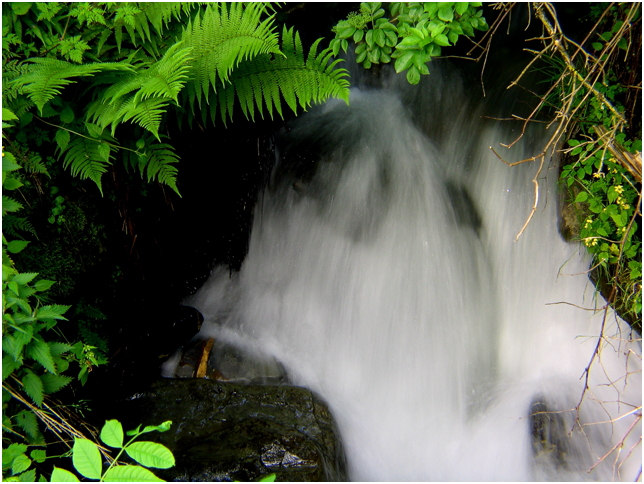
left=183, top=66, right=641, bottom=481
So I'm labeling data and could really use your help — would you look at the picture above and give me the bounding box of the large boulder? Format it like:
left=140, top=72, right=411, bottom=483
left=114, top=378, right=347, bottom=482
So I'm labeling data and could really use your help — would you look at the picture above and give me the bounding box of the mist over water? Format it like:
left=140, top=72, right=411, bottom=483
left=183, top=64, right=641, bottom=481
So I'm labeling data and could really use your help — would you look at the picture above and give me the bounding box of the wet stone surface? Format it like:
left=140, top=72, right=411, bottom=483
left=114, top=378, right=347, bottom=482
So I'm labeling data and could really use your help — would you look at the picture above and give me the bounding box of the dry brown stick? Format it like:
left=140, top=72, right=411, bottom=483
left=195, top=338, right=215, bottom=378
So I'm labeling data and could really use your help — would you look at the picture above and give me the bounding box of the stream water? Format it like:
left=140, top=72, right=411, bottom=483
left=180, top=63, right=641, bottom=480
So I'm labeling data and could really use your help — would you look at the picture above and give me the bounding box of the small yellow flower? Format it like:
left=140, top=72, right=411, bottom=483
left=615, top=185, right=624, bottom=194
left=623, top=204, right=630, bottom=210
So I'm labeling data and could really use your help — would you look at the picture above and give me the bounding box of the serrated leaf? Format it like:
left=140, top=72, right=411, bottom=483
left=30, top=450, right=46, bottom=463
left=41, top=373, right=72, bottom=394
left=51, top=467, right=80, bottom=482
left=100, top=420, right=124, bottom=448
left=12, top=453, right=32, bottom=475
left=36, top=305, right=71, bottom=320
left=3, top=108, right=19, bottom=122
left=3, top=355, right=20, bottom=380
left=3, top=196, right=24, bottom=213
left=49, top=342, right=73, bottom=357
left=13, top=273, right=38, bottom=285
left=102, top=465, right=164, bottom=482
left=72, top=439, right=102, bottom=480
left=6, top=240, right=30, bottom=254
left=3, top=177, right=23, bottom=190
left=22, top=370, right=44, bottom=407
left=34, top=279, right=56, bottom=292
left=15, top=410, right=42, bottom=442
left=125, top=441, right=174, bottom=469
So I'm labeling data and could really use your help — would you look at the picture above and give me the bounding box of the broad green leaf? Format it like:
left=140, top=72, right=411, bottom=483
left=3, top=178, right=23, bottom=190
left=394, top=52, right=414, bottom=73
left=59, top=106, right=75, bottom=124
left=12, top=3, right=32, bottom=15
left=102, top=465, right=164, bottom=482
left=125, top=442, right=174, bottom=469
left=365, top=29, right=374, bottom=47
left=6, top=240, right=30, bottom=254
left=353, top=29, right=364, bottom=43
left=30, top=450, right=46, bottom=463
left=22, top=370, right=44, bottom=407
left=34, top=280, right=56, bottom=292
left=575, top=192, right=588, bottom=203
left=434, top=34, right=450, bottom=46
left=406, top=65, right=421, bottom=85
left=72, top=439, right=102, bottom=480
left=592, top=42, right=603, bottom=51
left=55, top=130, right=71, bottom=152
left=50, top=467, right=80, bottom=482
left=455, top=2, right=468, bottom=15
left=18, top=468, right=36, bottom=482
left=100, top=420, right=124, bottom=448
left=337, top=26, right=355, bottom=39
left=438, top=5, right=454, bottom=22
left=12, top=454, right=31, bottom=475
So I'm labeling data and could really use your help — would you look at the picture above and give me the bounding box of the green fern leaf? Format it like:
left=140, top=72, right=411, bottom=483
left=11, top=58, right=132, bottom=114
left=205, top=26, right=350, bottom=126
left=182, top=2, right=282, bottom=108
left=88, top=43, right=191, bottom=138
left=60, top=137, right=114, bottom=195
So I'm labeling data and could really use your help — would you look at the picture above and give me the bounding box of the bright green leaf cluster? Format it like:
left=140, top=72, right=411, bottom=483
left=51, top=419, right=174, bottom=482
left=329, top=2, right=488, bottom=84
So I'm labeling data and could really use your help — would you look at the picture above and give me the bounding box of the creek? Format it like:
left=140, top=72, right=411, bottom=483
left=174, top=61, right=641, bottom=480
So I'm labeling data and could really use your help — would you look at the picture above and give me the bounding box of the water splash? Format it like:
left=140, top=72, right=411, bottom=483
left=183, top=67, right=641, bottom=481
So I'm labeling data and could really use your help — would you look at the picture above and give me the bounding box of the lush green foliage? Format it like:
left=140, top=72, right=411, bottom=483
left=3, top=2, right=350, bottom=196
left=51, top=419, right=174, bottom=482
left=3, top=108, right=107, bottom=482
left=548, top=4, right=642, bottom=322
left=329, top=2, right=488, bottom=84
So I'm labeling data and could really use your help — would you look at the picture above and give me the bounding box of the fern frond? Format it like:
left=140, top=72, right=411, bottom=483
left=59, top=136, right=115, bottom=195
left=2, top=215, right=37, bottom=240
left=139, top=2, right=197, bottom=36
left=10, top=58, right=133, bottom=113
left=88, top=43, right=192, bottom=138
left=140, top=140, right=181, bottom=195
left=181, top=2, right=282, bottom=108
left=205, top=26, right=350, bottom=126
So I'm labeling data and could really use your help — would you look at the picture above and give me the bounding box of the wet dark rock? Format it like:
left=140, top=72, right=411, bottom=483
left=529, top=396, right=570, bottom=471
left=114, top=378, right=347, bottom=482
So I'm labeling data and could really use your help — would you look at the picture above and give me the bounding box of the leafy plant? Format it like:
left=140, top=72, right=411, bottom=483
left=51, top=419, right=175, bottom=482
left=3, top=2, right=350, bottom=196
left=329, top=2, right=488, bottom=84
left=2, top=107, right=105, bottom=482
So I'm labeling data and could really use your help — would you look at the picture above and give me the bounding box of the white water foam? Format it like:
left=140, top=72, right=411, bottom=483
left=183, top=72, right=641, bottom=481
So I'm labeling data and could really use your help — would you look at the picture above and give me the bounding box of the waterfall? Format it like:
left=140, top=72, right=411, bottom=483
left=183, top=63, right=641, bottom=481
